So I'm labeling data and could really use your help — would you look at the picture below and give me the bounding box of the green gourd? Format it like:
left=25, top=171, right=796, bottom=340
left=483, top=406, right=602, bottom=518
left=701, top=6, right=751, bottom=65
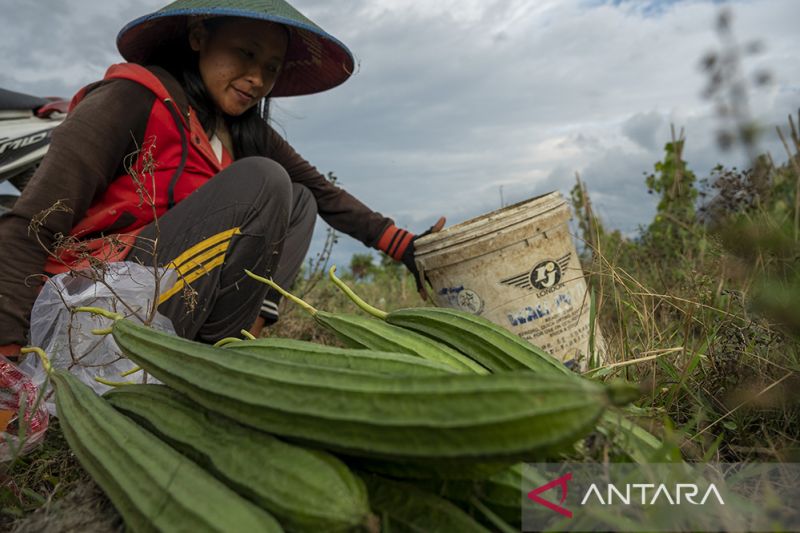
left=362, top=473, right=491, bottom=533
left=222, top=337, right=459, bottom=376
left=106, top=316, right=637, bottom=464
left=105, top=384, right=372, bottom=532
left=51, top=370, right=282, bottom=533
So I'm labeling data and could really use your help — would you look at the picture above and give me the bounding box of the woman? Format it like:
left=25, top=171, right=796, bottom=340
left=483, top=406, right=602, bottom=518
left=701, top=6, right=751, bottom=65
left=0, top=0, right=443, bottom=360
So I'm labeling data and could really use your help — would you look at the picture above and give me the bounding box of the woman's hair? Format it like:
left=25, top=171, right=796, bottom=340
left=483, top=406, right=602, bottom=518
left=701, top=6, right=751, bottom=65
left=154, top=17, right=275, bottom=160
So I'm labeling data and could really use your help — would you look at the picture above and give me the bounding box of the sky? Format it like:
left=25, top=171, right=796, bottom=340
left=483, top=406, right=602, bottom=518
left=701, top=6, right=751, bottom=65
left=1, top=0, right=797, bottom=271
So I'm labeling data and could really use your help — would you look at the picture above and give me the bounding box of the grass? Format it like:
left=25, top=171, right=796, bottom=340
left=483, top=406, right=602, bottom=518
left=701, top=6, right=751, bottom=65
left=1, top=418, right=121, bottom=532
left=569, top=120, right=800, bottom=463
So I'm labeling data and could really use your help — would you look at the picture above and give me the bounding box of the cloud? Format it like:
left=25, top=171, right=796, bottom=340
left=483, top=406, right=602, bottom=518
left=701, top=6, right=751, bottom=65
left=280, top=0, right=797, bottom=232
left=0, top=0, right=164, bottom=96
left=1, top=0, right=797, bottom=273
left=570, top=146, right=662, bottom=234
left=623, top=112, right=666, bottom=151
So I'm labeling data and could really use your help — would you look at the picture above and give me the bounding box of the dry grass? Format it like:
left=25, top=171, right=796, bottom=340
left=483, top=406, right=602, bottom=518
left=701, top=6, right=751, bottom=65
left=2, top=418, right=120, bottom=532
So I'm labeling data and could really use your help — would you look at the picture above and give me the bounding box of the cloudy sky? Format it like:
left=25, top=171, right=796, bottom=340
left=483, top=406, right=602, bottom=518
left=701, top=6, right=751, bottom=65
left=2, top=0, right=797, bottom=270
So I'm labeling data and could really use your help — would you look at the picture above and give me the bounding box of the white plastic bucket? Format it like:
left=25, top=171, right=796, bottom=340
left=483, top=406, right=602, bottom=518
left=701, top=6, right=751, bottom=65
left=414, top=191, right=604, bottom=368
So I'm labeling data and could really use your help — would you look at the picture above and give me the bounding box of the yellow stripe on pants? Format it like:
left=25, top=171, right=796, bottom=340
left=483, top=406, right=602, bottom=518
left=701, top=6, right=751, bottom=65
left=168, top=227, right=241, bottom=270
left=158, top=227, right=241, bottom=304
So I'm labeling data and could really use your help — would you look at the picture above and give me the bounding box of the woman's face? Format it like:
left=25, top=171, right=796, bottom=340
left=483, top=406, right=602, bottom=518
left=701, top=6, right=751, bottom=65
left=190, top=18, right=289, bottom=116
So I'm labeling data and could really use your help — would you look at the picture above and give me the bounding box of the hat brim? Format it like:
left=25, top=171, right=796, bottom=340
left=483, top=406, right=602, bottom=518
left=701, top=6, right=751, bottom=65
left=117, top=7, right=355, bottom=97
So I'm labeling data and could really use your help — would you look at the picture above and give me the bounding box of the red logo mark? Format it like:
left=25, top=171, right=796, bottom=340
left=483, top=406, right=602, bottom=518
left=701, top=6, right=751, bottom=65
left=527, top=472, right=573, bottom=518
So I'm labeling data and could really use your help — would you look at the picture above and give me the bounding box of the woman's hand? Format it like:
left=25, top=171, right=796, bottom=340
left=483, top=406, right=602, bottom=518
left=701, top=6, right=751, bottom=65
left=401, top=216, right=446, bottom=300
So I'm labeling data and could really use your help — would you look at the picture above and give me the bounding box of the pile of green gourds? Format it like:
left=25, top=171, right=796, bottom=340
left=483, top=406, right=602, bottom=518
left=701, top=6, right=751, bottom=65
left=41, top=267, right=656, bottom=532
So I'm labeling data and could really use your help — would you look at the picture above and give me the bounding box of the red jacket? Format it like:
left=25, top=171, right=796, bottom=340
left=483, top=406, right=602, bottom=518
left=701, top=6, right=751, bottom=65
left=45, top=63, right=233, bottom=274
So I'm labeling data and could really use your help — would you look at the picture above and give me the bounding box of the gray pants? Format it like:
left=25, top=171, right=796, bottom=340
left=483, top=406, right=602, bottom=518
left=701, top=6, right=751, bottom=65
left=128, top=157, right=316, bottom=342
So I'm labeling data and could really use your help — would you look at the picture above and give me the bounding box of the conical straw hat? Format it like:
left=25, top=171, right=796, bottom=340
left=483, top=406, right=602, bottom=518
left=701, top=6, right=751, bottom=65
left=117, top=0, right=355, bottom=97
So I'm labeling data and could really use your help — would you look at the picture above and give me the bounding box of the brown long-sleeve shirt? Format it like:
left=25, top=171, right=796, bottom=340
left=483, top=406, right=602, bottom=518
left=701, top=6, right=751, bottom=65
left=0, top=71, right=394, bottom=345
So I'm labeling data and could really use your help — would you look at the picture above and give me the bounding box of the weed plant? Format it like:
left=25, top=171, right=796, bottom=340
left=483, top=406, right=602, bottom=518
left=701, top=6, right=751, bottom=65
left=571, top=114, right=800, bottom=463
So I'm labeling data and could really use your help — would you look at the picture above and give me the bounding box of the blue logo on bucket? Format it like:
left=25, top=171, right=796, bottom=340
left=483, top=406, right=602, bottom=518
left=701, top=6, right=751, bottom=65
left=438, top=286, right=484, bottom=315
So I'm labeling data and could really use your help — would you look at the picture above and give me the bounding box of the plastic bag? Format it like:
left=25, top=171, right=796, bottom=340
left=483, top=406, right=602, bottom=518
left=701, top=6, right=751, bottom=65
left=0, top=356, right=49, bottom=462
left=19, top=262, right=177, bottom=414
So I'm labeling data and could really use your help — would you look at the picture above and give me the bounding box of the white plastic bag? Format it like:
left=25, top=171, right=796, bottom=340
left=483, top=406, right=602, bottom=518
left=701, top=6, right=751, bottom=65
left=20, top=262, right=177, bottom=413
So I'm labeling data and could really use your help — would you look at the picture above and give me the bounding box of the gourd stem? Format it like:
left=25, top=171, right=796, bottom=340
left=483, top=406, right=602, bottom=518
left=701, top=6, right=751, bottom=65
left=120, top=366, right=142, bottom=377
left=240, top=330, right=256, bottom=340
left=20, top=347, right=51, bottom=374
left=74, top=307, right=123, bottom=321
left=214, top=337, right=242, bottom=347
left=328, top=266, right=388, bottom=320
left=244, top=270, right=318, bottom=316
left=94, top=376, right=135, bottom=387
left=92, top=327, right=113, bottom=336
